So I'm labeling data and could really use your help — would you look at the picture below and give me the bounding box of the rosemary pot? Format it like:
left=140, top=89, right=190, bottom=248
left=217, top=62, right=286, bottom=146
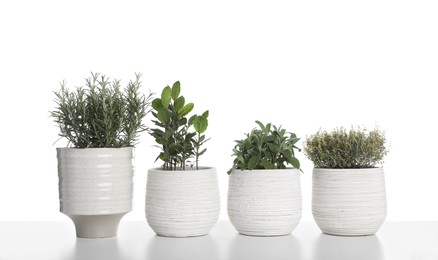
left=57, top=147, right=133, bottom=238
left=146, top=167, right=220, bottom=237
left=312, top=168, right=387, bottom=236
left=228, top=168, right=302, bottom=236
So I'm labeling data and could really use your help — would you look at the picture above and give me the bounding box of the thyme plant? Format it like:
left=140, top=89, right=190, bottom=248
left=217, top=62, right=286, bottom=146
left=228, top=121, right=301, bottom=174
left=50, top=72, right=153, bottom=148
left=149, top=82, right=209, bottom=170
left=303, top=126, right=388, bottom=168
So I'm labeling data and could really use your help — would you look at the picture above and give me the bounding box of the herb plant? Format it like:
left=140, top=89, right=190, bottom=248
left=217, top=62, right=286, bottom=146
left=303, top=126, right=388, bottom=168
left=149, top=82, right=209, bottom=170
left=228, top=121, right=301, bottom=174
left=50, top=72, right=153, bottom=148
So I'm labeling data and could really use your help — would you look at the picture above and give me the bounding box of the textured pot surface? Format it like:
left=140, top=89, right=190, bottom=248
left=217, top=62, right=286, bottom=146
left=146, top=167, right=220, bottom=237
left=228, top=169, right=302, bottom=236
left=57, top=147, right=134, bottom=238
left=312, top=168, right=387, bottom=236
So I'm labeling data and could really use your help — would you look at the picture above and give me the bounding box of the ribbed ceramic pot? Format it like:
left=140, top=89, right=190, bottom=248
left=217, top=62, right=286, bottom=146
left=228, top=169, right=302, bottom=236
left=57, top=147, right=133, bottom=238
left=312, top=168, right=387, bottom=236
left=146, top=167, right=220, bottom=237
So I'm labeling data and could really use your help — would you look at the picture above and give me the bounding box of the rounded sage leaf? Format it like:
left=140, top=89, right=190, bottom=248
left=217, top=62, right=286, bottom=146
left=178, top=103, right=194, bottom=118
left=171, top=81, right=181, bottom=100
left=161, top=86, right=172, bottom=109
left=193, top=116, right=208, bottom=133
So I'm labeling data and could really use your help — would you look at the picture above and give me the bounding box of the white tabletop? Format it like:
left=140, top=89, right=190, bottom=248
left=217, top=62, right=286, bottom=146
left=1, top=221, right=438, bottom=260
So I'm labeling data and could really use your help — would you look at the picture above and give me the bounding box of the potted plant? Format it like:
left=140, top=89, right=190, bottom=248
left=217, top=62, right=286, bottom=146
left=227, top=121, right=302, bottom=236
left=304, top=126, right=389, bottom=236
left=146, top=81, right=220, bottom=237
left=51, top=72, right=152, bottom=238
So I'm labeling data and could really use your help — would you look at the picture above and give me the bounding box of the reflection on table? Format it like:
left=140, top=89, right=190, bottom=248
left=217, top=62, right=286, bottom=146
left=313, top=233, right=384, bottom=260
left=228, top=233, right=301, bottom=260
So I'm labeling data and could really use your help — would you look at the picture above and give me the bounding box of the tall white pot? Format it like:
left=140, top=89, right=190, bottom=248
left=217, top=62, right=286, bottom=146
left=228, top=169, right=302, bottom=236
left=57, top=147, right=133, bottom=238
left=312, top=168, right=387, bottom=236
left=146, top=167, right=220, bottom=237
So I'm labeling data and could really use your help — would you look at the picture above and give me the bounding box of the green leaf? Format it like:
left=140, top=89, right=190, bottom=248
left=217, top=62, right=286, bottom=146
left=178, top=103, right=194, bottom=118
left=188, top=114, right=197, bottom=125
left=174, top=96, right=185, bottom=112
left=193, top=116, right=208, bottom=133
left=152, top=98, right=163, bottom=110
left=178, top=117, right=187, bottom=126
left=157, top=108, right=170, bottom=123
left=237, top=155, right=245, bottom=164
left=161, top=86, right=172, bottom=109
left=202, top=110, right=209, bottom=118
left=163, top=130, right=173, bottom=139
left=198, top=148, right=207, bottom=156
left=248, top=156, right=259, bottom=170
left=171, top=81, right=181, bottom=100
left=255, top=120, right=265, bottom=132
left=268, top=143, right=279, bottom=153
left=289, top=156, right=300, bottom=169
left=260, top=159, right=276, bottom=169
left=282, top=149, right=293, bottom=161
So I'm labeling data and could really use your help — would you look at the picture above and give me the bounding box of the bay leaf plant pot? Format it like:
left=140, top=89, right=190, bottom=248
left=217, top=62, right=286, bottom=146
left=146, top=81, right=219, bottom=237
left=57, top=147, right=134, bottom=238
left=312, top=168, right=387, bottom=236
left=228, top=168, right=302, bottom=236
left=146, top=167, right=220, bottom=237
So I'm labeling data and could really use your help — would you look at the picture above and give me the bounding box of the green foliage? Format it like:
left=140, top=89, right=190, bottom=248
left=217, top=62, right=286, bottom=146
left=149, top=82, right=209, bottom=170
left=50, top=72, right=153, bottom=148
left=303, top=126, right=389, bottom=168
left=228, top=121, right=301, bottom=174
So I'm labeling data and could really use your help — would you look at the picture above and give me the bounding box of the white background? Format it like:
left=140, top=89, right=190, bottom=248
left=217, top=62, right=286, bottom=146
left=0, top=0, right=437, bottom=222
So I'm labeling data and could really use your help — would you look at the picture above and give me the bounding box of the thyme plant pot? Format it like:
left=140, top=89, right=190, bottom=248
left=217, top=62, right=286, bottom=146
left=228, top=169, right=302, bottom=236
left=312, top=168, right=387, bottom=236
left=146, top=167, right=220, bottom=237
left=57, top=147, right=133, bottom=238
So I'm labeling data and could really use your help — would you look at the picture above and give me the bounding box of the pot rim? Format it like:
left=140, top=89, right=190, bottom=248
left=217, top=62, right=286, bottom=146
left=148, top=166, right=215, bottom=172
left=313, top=167, right=383, bottom=171
left=229, top=168, right=300, bottom=174
left=56, top=147, right=134, bottom=151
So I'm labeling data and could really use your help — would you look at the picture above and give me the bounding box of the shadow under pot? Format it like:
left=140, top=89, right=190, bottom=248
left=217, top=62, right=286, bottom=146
left=146, top=167, right=220, bottom=237
left=228, top=169, right=302, bottom=236
left=57, top=147, right=133, bottom=238
left=312, top=168, right=387, bottom=236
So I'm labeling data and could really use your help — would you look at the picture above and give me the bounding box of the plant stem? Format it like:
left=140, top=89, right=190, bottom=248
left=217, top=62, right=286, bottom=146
left=196, top=132, right=200, bottom=170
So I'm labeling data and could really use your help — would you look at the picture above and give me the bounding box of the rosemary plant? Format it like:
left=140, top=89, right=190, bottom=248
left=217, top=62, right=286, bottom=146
left=149, top=81, right=209, bottom=170
left=303, top=126, right=388, bottom=168
left=228, top=121, right=301, bottom=174
left=50, top=72, right=153, bottom=148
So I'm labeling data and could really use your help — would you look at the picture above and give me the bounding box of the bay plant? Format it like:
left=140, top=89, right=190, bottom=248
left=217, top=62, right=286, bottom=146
left=149, top=81, right=209, bottom=170
left=303, top=126, right=388, bottom=168
left=50, top=72, right=153, bottom=148
left=228, top=121, right=301, bottom=174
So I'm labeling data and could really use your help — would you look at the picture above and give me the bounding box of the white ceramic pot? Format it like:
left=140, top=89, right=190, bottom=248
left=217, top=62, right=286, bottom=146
left=227, top=169, right=302, bottom=236
left=57, top=147, right=133, bottom=238
left=312, top=168, right=387, bottom=236
left=146, top=167, right=220, bottom=237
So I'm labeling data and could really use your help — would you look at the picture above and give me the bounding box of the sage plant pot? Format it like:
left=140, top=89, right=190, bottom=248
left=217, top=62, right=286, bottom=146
left=312, top=168, right=387, bottom=236
left=57, top=147, right=133, bottom=238
left=146, top=167, right=220, bottom=237
left=228, top=169, right=302, bottom=236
